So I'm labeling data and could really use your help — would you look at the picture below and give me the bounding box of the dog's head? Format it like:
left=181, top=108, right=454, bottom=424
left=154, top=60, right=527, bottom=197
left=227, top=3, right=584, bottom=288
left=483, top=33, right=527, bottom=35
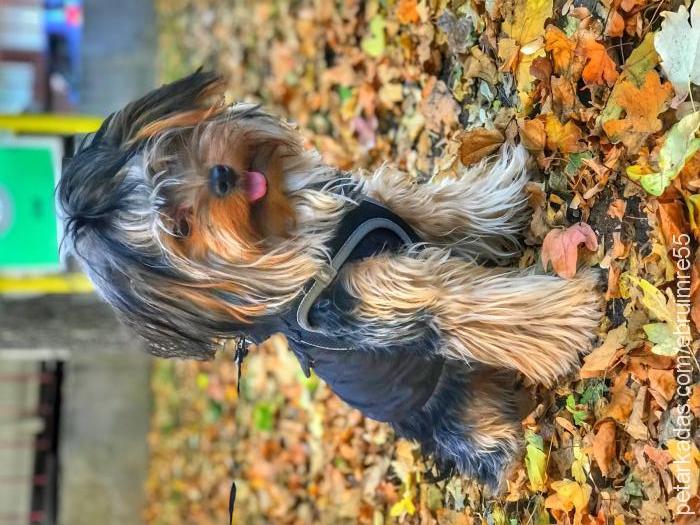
left=58, top=71, right=323, bottom=358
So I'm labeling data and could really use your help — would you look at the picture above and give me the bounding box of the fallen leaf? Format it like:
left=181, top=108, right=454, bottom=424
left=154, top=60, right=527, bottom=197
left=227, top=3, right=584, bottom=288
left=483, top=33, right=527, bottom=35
left=605, top=10, right=625, bottom=37
left=627, top=111, right=700, bottom=195
left=544, top=113, right=584, bottom=153
left=625, top=385, right=648, bottom=440
left=599, top=33, right=659, bottom=125
left=591, top=419, right=616, bottom=477
left=602, top=71, right=673, bottom=152
left=668, top=439, right=700, bottom=497
left=361, top=14, right=386, bottom=58
left=606, top=373, right=635, bottom=422
left=541, top=222, right=599, bottom=278
left=396, top=0, right=420, bottom=25
left=525, top=430, right=548, bottom=491
left=578, top=34, right=618, bottom=86
left=545, top=26, right=576, bottom=73
left=647, top=368, right=676, bottom=403
left=580, top=324, right=628, bottom=378
left=459, top=128, right=505, bottom=166
left=519, top=117, right=546, bottom=150
left=544, top=479, right=592, bottom=525
left=502, top=0, right=553, bottom=100
left=657, top=201, right=688, bottom=249
left=654, top=1, right=700, bottom=104
left=420, top=78, right=461, bottom=132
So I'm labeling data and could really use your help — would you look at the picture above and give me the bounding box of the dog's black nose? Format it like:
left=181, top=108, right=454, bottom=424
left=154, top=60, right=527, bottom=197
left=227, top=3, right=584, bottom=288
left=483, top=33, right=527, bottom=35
left=209, top=165, right=238, bottom=197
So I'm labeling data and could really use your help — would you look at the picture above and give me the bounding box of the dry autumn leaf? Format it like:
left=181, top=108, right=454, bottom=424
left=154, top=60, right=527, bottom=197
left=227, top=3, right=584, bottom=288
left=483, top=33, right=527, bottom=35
left=502, top=0, right=553, bottom=100
left=578, top=34, right=619, bottom=86
left=396, top=0, right=420, bottom=25
left=544, top=113, right=584, bottom=153
left=459, top=128, right=505, bottom=166
left=580, top=324, right=627, bottom=378
left=591, top=419, right=616, bottom=477
left=541, top=222, right=599, bottom=278
left=602, top=71, right=673, bottom=152
left=518, top=117, right=546, bottom=150
left=544, top=26, right=576, bottom=73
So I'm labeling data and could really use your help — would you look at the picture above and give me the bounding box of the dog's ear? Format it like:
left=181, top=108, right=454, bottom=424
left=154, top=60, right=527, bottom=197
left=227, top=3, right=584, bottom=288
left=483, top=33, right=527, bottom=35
left=99, top=69, right=227, bottom=147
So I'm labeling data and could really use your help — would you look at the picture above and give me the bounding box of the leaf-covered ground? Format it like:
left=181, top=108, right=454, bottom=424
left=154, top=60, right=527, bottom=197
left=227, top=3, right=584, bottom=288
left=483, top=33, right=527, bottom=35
left=145, top=1, right=700, bottom=523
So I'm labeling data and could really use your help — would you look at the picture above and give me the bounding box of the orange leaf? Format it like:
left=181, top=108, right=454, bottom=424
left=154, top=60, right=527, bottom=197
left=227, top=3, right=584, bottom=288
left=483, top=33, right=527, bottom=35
left=592, top=419, right=616, bottom=477
left=541, top=222, right=599, bottom=278
left=396, top=0, right=420, bottom=24
left=545, top=26, right=576, bottom=73
left=605, top=10, right=625, bottom=37
left=657, top=201, right=688, bottom=251
left=459, top=128, right=505, bottom=166
left=545, top=113, right=584, bottom=153
left=602, top=71, right=673, bottom=152
left=578, top=34, right=619, bottom=86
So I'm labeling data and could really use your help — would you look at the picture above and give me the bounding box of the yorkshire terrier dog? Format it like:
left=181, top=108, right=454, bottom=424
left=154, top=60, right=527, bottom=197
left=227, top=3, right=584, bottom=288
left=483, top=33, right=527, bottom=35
left=58, top=72, right=601, bottom=489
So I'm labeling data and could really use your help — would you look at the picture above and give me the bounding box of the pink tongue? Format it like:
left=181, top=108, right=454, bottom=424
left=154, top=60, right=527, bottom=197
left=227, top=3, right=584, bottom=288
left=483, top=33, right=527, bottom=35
left=245, top=171, right=268, bottom=202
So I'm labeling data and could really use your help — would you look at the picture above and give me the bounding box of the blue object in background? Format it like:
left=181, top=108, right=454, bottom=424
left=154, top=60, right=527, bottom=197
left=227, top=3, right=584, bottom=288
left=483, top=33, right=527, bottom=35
left=44, top=0, right=83, bottom=105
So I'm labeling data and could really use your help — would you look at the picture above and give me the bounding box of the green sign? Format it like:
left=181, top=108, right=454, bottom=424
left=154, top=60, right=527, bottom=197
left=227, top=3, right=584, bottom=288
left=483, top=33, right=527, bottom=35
left=0, top=138, right=62, bottom=271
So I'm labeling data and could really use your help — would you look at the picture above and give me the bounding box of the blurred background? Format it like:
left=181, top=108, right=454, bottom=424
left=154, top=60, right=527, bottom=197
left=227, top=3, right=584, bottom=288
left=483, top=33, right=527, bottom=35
left=1, top=1, right=155, bottom=524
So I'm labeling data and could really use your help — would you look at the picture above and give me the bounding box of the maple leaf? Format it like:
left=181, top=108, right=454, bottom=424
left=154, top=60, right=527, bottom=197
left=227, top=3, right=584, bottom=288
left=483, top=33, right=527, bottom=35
left=654, top=1, right=700, bottom=104
left=599, top=33, right=659, bottom=126
left=544, top=114, right=584, bottom=153
left=602, top=71, right=673, bottom=152
left=502, top=0, right=553, bottom=103
left=541, top=222, right=598, bottom=279
left=458, top=128, right=505, bottom=166
left=544, top=25, right=576, bottom=74
left=578, top=33, right=619, bottom=86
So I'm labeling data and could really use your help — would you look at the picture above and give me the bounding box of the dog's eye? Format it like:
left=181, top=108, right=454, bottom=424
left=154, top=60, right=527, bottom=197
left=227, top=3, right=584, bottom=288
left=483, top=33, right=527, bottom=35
left=174, top=217, right=191, bottom=238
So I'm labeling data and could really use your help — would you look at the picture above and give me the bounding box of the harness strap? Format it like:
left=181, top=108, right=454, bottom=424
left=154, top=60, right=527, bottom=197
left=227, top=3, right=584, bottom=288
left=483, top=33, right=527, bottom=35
left=296, top=215, right=414, bottom=333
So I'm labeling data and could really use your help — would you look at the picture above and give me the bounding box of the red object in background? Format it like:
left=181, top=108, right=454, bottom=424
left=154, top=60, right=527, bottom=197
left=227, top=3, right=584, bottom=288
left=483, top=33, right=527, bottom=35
left=64, top=4, right=82, bottom=27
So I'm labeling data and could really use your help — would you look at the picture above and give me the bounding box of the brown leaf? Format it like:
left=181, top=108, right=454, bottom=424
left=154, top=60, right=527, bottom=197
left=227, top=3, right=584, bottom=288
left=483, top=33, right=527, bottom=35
left=647, top=368, right=676, bottom=403
left=607, top=199, right=626, bottom=219
left=459, top=128, right=505, bottom=166
left=541, top=222, right=599, bottom=278
left=591, top=419, right=616, bottom=477
left=518, top=117, right=546, bottom=150
left=580, top=325, right=627, bottom=378
left=606, top=373, right=635, bottom=422
left=625, top=385, right=649, bottom=440
left=657, top=201, right=688, bottom=251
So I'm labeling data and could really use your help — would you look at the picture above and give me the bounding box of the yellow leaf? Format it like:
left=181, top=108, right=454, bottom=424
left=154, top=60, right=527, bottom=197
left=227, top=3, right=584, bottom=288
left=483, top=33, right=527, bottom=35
left=502, top=0, right=553, bottom=102
left=668, top=439, right=700, bottom=498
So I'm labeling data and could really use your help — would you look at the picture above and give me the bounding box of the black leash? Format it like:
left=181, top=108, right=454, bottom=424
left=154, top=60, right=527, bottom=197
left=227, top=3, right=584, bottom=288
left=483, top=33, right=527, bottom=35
left=228, top=336, right=249, bottom=523
left=228, top=480, right=236, bottom=524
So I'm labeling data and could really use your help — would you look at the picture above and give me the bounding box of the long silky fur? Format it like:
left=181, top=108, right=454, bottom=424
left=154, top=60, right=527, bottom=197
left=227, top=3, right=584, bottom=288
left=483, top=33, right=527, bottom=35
left=58, top=71, right=603, bottom=489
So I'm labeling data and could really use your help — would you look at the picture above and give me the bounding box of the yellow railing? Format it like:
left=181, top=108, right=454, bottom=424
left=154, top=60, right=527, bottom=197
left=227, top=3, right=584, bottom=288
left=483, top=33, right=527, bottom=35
left=0, top=114, right=102, bottom=135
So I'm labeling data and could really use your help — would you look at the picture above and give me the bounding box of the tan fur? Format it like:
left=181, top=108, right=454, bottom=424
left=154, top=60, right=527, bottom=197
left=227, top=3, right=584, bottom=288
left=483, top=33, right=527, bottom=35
left=341, top=249, right=602, bottom=386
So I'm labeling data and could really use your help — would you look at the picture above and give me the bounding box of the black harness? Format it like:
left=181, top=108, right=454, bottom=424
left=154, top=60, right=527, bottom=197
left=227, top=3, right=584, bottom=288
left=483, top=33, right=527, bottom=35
left=243, top=196, right=445, bottom=423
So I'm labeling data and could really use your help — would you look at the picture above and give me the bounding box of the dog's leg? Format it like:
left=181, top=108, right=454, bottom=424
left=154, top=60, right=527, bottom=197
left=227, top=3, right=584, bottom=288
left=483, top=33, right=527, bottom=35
left=393, top=362, right=523, bottom=490
left=338, top=249, right=602, bottom=386
left=356, top=145, right=530, bottom=262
